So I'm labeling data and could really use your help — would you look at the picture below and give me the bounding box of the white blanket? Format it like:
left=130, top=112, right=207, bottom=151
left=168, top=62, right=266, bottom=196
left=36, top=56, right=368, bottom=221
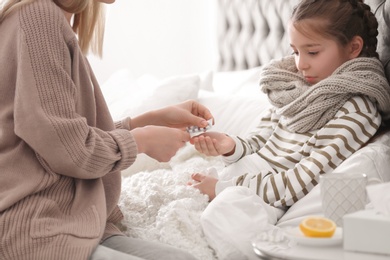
left=119, top=144, right=288, bottom=260
left=119, top=145, right=225, bottom=260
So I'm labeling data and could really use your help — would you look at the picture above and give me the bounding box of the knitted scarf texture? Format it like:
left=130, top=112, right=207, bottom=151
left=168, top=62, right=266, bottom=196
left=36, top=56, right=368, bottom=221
left=260, top=56, right=390, bottom=133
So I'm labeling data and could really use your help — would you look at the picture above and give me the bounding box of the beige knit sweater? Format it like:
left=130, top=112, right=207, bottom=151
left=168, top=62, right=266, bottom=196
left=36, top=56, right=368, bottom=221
left=0, top=0, right=137, bottom=259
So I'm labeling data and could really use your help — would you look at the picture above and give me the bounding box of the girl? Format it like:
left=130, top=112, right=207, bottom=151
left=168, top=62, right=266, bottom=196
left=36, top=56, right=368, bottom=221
left=0, top=0, right=211, bottom=259
left=190, top=0, right=390, bottom=209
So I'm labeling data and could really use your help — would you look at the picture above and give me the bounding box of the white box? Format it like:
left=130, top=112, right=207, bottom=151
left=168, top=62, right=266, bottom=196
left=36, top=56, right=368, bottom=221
left=343, top=210, right=390, bottom=255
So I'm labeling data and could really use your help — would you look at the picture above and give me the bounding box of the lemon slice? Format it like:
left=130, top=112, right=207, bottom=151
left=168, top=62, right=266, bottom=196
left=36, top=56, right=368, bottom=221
left=299, top=216, right=336, bottom=238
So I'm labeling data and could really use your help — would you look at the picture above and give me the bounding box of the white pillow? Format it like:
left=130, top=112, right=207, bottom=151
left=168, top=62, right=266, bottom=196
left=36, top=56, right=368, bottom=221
left=101, top=69, right=204, bottom=121
left=198, top=90, right=271, bottom=137
left=199, top=70, right=214, bottom=92
left=100, top=69, right=139, bottom=120
left=212, top=66, right=263, bottom=97
left=121, top=74, right=201, bottom=118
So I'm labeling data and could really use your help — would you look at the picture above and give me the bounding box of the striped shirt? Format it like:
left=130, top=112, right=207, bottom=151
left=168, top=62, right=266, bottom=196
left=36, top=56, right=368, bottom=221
left=217, top=95, right=380, bottom=208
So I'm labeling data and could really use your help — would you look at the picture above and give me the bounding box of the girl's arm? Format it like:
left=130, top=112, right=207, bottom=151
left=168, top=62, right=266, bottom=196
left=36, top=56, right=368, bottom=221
left=222, top=107, right=280, bottom=165
left=221, top=96, right=381, bottom=207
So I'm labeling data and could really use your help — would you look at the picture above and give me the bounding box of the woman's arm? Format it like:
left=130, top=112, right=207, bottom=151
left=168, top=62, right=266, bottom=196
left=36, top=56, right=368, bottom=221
left=14, top=6, right=136, bottom=179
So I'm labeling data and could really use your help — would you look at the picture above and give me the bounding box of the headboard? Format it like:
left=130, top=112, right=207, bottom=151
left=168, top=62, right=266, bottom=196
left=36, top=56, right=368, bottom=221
left=217, top=0, right=390, bottom=82
left=217, top=0, right=299, bottom=71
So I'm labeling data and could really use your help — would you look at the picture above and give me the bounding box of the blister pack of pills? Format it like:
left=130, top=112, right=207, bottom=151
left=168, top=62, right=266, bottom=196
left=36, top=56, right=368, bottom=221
left=186, top=119, right=213, bottom=137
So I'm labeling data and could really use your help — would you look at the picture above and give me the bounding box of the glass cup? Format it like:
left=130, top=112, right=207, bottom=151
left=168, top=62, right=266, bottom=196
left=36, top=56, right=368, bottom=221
left=320, top=173, right=368, bottom=227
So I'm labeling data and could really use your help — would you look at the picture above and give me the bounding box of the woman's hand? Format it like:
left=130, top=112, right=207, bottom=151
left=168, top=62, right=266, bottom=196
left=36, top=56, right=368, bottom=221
left=158, top=99, right=213, bottom=129
left=131, top=125, right=190, bottom=162
left=190, top=131, right=236, bottom=156
left=131, top=100, right=213, bottom=130
left=189, top=173, right=218, bottom=201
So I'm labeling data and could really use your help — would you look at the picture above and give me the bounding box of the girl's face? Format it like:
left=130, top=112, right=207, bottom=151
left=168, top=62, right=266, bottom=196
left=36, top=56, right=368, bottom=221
left=288, top=21, right=353, bottom=85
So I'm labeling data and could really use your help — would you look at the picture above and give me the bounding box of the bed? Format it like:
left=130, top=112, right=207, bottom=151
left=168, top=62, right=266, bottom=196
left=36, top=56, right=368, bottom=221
left=100, top=0, right=390, bottom=259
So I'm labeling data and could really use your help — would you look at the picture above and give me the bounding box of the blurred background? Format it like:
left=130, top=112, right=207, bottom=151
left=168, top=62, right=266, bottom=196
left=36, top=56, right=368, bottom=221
left=88, top=0, right=219, bottom=85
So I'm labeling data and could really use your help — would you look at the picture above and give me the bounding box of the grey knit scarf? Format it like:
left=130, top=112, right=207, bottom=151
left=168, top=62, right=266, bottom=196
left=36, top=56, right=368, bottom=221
left=260, top=56, right=390, bottom=133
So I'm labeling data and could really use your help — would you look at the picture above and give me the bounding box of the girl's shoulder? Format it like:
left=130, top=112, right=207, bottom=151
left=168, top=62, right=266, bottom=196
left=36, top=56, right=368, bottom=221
left=337, top=95, right=378, bottom=116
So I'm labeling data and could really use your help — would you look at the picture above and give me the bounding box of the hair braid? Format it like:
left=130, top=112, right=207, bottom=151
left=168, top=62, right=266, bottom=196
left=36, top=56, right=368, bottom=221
left=347, top=0, right=379, bottom=57
left=358, top=1, right=379, bottom=58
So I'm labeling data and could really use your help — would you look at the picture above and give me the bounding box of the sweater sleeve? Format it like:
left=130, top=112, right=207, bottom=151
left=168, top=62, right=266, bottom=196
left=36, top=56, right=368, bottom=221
left=115, top=117, right=132, bottom=131
left=222, top=107, right=280, bottom=165
left=218, top=96, right=381, bottom=208
left=14, top=3, right=136, bottom=179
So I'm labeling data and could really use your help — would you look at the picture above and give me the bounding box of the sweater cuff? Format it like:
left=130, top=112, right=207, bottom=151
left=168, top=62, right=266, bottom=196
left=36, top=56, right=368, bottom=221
left=222, top=136, right=243, bottom=165
left=114, top=117, right=131, bottom=131
left=109, top=129, right=138, bottom=172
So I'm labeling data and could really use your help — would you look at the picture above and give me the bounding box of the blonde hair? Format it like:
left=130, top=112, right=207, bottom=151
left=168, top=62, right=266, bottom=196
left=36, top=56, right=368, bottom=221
left=0, top=0, right=106, bottom=56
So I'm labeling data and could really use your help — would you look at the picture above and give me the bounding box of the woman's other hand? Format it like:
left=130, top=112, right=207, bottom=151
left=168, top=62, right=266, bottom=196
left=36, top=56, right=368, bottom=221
left=131, top=125, right=190, bottom=162
left=157, top=99, right=213, bottom=128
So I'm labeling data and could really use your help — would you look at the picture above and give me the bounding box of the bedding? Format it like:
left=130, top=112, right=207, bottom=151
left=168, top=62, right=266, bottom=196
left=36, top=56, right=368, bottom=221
left=102, top=66, right=390, bottom=259
left=100, top=0, right=390, bottom=259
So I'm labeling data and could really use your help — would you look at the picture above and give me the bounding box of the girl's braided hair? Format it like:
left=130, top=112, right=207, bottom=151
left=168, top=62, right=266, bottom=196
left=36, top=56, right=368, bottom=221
left=291, top=0, right=379, bottom=58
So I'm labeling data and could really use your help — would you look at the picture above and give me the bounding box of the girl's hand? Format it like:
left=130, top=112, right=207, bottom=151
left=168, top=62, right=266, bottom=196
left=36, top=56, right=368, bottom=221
left=131, top=125, right=189, bottom=162
left=190, top=132, right=236, bottom=156
left=189, top=173, right=218, bottom=201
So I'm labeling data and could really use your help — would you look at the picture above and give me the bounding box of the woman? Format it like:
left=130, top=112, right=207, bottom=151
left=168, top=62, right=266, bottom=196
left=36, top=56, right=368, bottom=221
left=0, top=0, right=210, bottom=259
